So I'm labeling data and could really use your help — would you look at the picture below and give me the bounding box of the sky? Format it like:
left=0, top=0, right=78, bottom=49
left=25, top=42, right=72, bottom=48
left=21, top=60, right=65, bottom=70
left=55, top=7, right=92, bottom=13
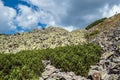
left=0, top=0, right=120, bottom=34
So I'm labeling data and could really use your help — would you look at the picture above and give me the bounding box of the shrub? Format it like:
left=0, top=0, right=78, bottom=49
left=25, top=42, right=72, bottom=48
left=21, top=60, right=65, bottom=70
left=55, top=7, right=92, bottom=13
left=85, top=30, right=100, bottom=38
left=0, top=43, right=102, bottom=79
left=85, top=17, right=107, bottom=30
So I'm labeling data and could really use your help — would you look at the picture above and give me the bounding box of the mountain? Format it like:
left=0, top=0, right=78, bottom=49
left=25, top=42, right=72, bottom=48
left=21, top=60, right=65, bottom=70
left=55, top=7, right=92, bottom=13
left=0, top=14, right=120, bottom=80
left=85, top=14, right=120, bottom=80
left=85, top=13, right=120, bottom=53
left=0, top=26, right=86, bottom=53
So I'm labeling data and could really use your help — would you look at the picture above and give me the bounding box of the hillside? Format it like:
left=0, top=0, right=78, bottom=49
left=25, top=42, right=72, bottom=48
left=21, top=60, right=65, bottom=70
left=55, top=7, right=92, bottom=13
left=85, top=14, right=120, bottom=80
left=0, top=26, right=86, bottom=53
left=0, top=13, right=120, bottom=80
left=85, top=13, right=120, bottom=39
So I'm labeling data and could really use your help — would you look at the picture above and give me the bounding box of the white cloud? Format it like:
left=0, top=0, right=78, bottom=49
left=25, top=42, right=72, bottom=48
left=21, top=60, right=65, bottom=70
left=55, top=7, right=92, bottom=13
left=0, top=1, right=16, bottom=33
left=64, top=26, right=77, bottom=32
left=24, top=0, right=120, bottom=30
left=16, top=4, right=55, bottom=30
left=22, top=0, right=78, bottom=31
left=24, top=0, right=69, bottom=25
left=0, top=0, right=120, bottom=33
left=101, top=4, right=120, bottom=18
left=16, top=5, right=39, bottom=29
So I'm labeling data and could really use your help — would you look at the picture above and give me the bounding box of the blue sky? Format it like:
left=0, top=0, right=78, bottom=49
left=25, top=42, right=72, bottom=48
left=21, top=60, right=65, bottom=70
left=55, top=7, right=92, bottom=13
left=2, top=0, right=29, bottom=8
left=0, top=0, right=120, bottom=34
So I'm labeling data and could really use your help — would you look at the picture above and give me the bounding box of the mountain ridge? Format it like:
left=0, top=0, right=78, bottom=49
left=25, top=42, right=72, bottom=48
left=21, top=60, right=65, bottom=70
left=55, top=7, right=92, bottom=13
left=0, top=26, right=86, bottom=53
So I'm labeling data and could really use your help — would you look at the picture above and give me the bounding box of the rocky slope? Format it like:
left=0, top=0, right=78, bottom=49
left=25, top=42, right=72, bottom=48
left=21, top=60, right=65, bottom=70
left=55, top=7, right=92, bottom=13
left=0, top=26, right=86, bottom=53
left=86, top=14, right=120, bottom=80
left=41, top=23, right=120, bottom=80
left=88, top=25, right=120, bottom=80
left=87, top=13, right=120, bottom=33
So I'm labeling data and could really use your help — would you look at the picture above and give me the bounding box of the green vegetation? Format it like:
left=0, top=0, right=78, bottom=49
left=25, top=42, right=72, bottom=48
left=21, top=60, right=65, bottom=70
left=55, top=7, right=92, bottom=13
left=0, top=43, right=102, bottom=79
left=85, top=30, right=100, bottom=38
left=85, top=17, right=107, bottom=30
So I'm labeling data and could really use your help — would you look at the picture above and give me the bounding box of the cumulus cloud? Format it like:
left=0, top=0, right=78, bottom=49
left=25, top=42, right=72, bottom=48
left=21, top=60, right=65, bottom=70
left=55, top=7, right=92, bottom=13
left=64, top=26, right=77, bottom=32
left=101, top=4, right=120, bottom=18
left=24, top=0, right=120, bottom=30
left=16, top=4, right=55, bottom=30
left=24, top=0, right=69, bottom=26
left=1, top=0, right=120, bottom=33
left=0, top=1, right=16, bottom=33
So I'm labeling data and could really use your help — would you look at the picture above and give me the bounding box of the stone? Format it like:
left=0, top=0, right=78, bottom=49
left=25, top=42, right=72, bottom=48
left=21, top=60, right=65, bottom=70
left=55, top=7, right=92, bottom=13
left=42, top=60, right=51, bottom=67
left=88, top=70, right=101, bottom=76
left=91, top=72, right=101, bottom=80
left=112, top=57, right=120, bottom=63
left=90, top=65, right=99, bottom=70
left=101, top=52, right=114, bottom=60
left=39, top=77, right=44, bottom=80
left=109, top=65, right=120, bottom=74
left=101, top=72, right=111, bottom=80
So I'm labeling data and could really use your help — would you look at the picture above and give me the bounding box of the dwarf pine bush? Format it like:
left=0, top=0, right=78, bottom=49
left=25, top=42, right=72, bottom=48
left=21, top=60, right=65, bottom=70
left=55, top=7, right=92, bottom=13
left=0, top=43, right=102, bottom=79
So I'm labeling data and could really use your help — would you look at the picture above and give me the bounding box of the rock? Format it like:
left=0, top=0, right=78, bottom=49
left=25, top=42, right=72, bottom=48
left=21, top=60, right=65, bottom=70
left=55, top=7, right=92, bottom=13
left=42, top=60, right=51, bottom=67
left=69, top=72, right=75, bottom=77
left=90, top=65, right=99, bottom=70
left=42, top=65, right=59, bottom=79
left=59, top=77, right=66, bottom=80
left=109, top=74, right=120, bottom=80
left=39, top=77, right=44, bottom=80
left=42, top=60, right=88, bottom=80
left=109, top=65, right=120, bottom=74
left=112, top=57, right=120, bottom=63
left=88, top=70, right=101, bottom=76
left=101, top=72, right=111, bottom=80
left=101, top=52, right=114, bottom=60
left=91, top=72, right=101, bottom=80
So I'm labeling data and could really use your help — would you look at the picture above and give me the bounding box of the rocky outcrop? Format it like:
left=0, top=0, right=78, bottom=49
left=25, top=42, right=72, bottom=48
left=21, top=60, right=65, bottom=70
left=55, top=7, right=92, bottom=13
left=40, top=60, right=88, bottom=80
left=88, top=23, right=120, bottom=80
left=0, top=27, right=86, bottom=53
